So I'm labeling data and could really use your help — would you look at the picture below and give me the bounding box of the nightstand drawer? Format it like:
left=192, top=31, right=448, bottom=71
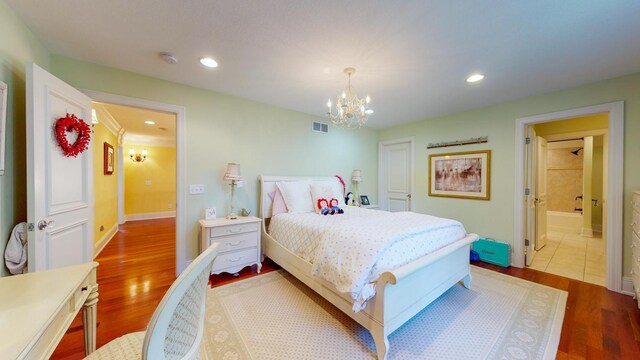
left=212, top=248, right=259, bottom=272
left=210, top=232, right=258, bottom=252
left=209, top=222, right=259, bottom=238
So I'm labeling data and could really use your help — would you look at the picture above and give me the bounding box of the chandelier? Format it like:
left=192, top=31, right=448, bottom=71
left=326, top=67, right=373, bottom=128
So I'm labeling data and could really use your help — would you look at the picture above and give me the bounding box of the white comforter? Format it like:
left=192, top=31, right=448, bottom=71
left=269, top=207, right=469, bottom=312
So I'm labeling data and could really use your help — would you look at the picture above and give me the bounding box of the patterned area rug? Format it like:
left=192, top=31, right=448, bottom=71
left=203, top=266, right=567, bottom=359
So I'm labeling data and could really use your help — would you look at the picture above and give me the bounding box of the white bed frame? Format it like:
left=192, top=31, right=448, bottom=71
left=259, top=176, right=479, bottom=359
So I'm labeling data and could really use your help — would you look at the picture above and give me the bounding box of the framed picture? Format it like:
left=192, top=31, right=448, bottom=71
left=104, top=142, right=114, bottom=175
left=0, top=81, right=7, bottom=176
left=428, top=150, right=490, bottom=200
left=360, top=195, right=370, bottom=206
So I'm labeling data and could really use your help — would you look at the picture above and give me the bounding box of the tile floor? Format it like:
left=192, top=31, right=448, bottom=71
left=529, top=230, right=606, bottom=286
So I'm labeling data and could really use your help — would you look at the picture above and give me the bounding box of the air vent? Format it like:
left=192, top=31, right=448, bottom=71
left=312, top=121, right=329, bottom=133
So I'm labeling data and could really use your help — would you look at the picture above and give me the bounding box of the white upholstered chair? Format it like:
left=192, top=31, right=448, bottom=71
left=86, top=243, right=220, bottom=360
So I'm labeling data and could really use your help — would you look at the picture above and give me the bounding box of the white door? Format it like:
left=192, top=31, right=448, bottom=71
left=535, top=136, right=548, bottom=250
left=26, top=63, right=94, bottom=272
left=379, top=139, right=413, bottom=212
left=525, top=128, right=536, bottom=266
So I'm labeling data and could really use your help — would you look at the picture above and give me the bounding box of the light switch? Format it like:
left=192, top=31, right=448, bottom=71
left=189, top=184, right=205, bottom=194
left=145, top=180, right=152, bottom=186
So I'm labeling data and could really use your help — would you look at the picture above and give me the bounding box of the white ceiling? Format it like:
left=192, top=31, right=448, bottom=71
left=7, top=1, right=640, bottom=129
left=94, top=102, right=176, bottom=147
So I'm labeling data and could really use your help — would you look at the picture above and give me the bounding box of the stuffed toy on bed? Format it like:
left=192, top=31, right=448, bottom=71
left=345, top=192, right=356, bottom=206
left=317, top=198, right=344, bottom=215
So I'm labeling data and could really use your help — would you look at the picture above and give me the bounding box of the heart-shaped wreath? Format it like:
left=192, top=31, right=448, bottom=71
left=55, top=113, right=91, bottom=157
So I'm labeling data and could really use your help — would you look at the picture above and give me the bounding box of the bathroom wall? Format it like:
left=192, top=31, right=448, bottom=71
left=547, top=141, right=583, bottom=213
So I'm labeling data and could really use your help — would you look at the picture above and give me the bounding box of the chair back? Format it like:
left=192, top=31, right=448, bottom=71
left=142, top=243, right=219, bottom=359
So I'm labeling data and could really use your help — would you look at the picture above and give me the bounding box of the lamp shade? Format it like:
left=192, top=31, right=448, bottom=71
left=351, top=169, right=362, bottom=182
left=223, top=163, right=241, bottom=180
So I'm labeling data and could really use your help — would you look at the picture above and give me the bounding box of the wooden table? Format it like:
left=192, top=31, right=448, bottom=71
left=0, top=262, right=99, bottom=359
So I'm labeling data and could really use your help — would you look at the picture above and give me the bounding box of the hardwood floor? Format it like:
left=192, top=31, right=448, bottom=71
left=51, top=219, right=640, bottom=359
left=51, top=218, right=177, bottom=360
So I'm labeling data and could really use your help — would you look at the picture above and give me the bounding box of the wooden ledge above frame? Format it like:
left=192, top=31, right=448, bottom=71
left=427, top=137, right=488, bottom=149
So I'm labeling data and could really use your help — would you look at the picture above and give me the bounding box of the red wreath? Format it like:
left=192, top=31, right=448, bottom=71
left=55, top=113, right=91, bottom=157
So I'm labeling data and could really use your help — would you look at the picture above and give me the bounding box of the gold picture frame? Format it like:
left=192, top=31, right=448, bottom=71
left=104, top=142, right=114, bottom=175
left=428, top=150, right=490, bottom=200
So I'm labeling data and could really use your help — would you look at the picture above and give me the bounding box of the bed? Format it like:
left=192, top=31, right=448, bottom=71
left=259, top=176, right=479, bottom=359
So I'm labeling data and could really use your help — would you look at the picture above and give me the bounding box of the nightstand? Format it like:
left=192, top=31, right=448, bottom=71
left=199, top=216, right=262, bottom=275
left=362, top=204, right=380, bottom=210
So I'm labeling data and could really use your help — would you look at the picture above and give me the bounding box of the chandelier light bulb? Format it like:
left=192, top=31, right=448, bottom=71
left=325, top=67, right=372, bottom=128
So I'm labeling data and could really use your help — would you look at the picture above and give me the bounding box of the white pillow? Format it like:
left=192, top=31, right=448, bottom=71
left=276, top=180, right=314, bottom=213
left=310, top=185, right=334, bottom=214
left=312, top=179, right=345, bottom=205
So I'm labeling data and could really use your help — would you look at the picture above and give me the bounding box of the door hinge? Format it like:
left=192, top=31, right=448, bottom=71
left=525, top=239, right=530, bottom=246
left=524, top=188, right=530, bottom=196
left=27, top=223, right=34, bottom=231
left=525, top=137, right=531, bottom=144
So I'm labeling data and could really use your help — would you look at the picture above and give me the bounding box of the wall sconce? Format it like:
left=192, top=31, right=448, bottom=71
left=351, top=169, right=362, bottom=206
left=223, top=163, right=242, bottom=219
left=129, top=149, right=148, bottom=162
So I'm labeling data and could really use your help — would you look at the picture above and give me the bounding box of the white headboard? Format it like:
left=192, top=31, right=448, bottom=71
left=259, top=175, right=343, bottom=220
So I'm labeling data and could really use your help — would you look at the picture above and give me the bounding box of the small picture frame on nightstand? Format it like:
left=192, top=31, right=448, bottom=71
left=205, top=207, right=217, bottom=220
left=360, top=195, right=370, bottom=206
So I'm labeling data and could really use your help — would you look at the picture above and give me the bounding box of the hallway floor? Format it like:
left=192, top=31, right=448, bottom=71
left=529, top=230, right=606, bottom=286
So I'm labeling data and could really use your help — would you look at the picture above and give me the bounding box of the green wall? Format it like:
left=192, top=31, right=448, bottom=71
left=379, top=72, right=640, bottom=275
left=50, top=55, right=379, bottom=262
left=0, top=0, right=50, bottom=276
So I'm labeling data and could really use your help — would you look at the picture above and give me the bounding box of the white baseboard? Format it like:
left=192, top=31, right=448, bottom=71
left=622, top=276, right=634, bottom=296
left=580, top=227, right=594, bottom=238
left=125, top=211, right=176, bottom=222
left=94, top=223, right=119, bottom=258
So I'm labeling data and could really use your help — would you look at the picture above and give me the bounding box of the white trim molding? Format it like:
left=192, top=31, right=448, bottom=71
left=125, top=211, right=177, bottom=222
left=513, top=101, right=624, bottom=293
left=93, top=223, right=119, bottom=259
left=81, top=89, right=188, bottom=277
left=622, top=276, right=634, bottom=296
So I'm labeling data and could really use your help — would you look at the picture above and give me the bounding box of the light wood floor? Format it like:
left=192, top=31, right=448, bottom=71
left=52, top=218, right=640, bottom=359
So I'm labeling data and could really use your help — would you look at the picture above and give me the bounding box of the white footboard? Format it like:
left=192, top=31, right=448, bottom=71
left=258, top=175, right=478, bottom=359
left=262, top=223, right=476, bottom=359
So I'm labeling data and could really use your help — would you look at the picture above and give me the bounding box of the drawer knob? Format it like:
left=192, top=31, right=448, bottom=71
left=227, top=229, right=242, bottom=234
left=228, top=240, right=244, bottom=246
left=228, top=256, right=243, bottom=263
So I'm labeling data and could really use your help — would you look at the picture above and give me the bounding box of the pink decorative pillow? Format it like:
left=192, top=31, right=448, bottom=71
left=268, top=188, right=288, bottom=216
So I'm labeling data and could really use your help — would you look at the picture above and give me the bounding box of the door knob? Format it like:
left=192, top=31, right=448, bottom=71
left=407, top=194, right=412, bottom=199
left=38, top=220, right=54, bottom=230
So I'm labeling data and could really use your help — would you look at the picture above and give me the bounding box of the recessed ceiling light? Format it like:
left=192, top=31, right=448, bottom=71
left=200, top=57, right=218, bottom=68
left=144, top=120, right=156, bottom=125
left=466, top=74, right=485, bottom=83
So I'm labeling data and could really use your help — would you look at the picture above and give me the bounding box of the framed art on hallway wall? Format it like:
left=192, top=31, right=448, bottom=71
left=428, top=150, right=490, bottom=200
left=104, top=142, right=114, bottom=175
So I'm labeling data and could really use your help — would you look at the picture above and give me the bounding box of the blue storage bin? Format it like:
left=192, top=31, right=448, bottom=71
left=472, top=238, right=510, bottom=267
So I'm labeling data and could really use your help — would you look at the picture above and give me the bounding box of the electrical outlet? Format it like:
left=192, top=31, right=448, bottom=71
left=145, top=180, right=152, bottom=186
left=168, top=203, right=173, bottom=209
left=189, top=184, right=205, bottom=194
